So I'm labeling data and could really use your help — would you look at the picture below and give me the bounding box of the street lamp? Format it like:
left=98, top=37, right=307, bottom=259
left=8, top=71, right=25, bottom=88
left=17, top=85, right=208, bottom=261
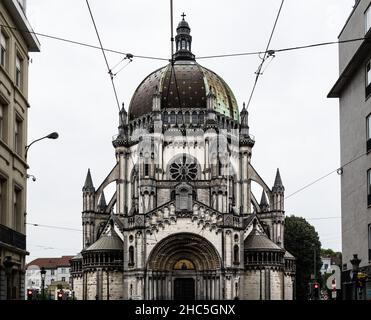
left=40, top=267, right=46, bottom=300
left=25, top=132, right=59, bottom=159
left=350, top=254, right=361, bottom=300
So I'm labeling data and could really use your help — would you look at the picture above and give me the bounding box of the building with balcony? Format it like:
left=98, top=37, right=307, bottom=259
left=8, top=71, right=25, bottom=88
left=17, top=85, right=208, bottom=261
left=328, top=0, right=371, bottom=300
left=0, top=0, right=40, bottom=300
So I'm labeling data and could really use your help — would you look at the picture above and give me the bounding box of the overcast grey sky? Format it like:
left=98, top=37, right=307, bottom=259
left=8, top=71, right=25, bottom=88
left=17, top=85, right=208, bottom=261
left=24, top=0, right=355, bottom=261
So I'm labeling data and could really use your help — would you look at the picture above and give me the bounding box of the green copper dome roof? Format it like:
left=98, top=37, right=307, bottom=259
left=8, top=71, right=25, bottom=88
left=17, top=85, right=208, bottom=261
left=128, top=60, right=239, bottom=121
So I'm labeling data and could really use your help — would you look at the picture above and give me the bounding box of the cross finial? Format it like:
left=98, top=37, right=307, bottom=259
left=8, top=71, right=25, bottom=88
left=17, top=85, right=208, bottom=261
left=181, top=12, right=186, bottom=20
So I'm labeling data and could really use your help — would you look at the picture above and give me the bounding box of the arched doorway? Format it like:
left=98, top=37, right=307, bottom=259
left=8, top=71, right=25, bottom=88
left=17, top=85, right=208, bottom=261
left=146, top=233, right=221, bottom=300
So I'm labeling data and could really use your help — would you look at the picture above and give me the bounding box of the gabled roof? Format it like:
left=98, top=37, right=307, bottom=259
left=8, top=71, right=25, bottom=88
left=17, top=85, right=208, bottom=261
left=26, top=256, right=74, bottom=269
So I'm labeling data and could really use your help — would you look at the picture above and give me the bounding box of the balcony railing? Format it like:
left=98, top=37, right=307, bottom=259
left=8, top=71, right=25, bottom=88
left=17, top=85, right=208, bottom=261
left=0, top=224, right=26, bottom=250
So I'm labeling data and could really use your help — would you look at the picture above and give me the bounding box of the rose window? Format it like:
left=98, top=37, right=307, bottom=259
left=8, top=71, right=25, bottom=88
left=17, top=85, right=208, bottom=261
left=169, top=157, right=198, bottom=181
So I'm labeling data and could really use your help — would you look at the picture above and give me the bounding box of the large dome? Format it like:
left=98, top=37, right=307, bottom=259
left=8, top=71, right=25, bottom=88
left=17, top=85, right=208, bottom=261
left=128, top=60, right=239, bottom=121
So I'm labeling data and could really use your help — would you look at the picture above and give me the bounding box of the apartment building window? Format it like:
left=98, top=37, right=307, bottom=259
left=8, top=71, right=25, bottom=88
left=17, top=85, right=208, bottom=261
left=369, top=224, right=371, bottom=261
left=13, top=187, right=22, bottom=231
left=15, top=55, right=23, bottom=89
left=367, top=60, right=371, bottom=98
left=0, top=103, right=5, bottom=141
left=61, top=277, right=65, bottom=282
left=367, top=114, right=371, bottom=152
left=50, top=269, right=55, bottom=276
left=0, top=176, right=7, bottom=225
left=14, top=116, right=23, bottom=155
left=368, top=169, right=371, bottom=207
left=0, top=31, right=7, bottom=68
left=366, top=5, right=371, bottom=33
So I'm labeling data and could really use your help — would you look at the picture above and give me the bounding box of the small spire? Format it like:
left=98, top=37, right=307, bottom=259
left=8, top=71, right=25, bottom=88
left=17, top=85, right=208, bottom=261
left=181, top=12, right=186, bottom=20
left=97, top=191, right=107, bottom=211
left=83, top=169, right=95, bottom=192
left=274, top=168, right=283, bottom=187
left=260, top=191, right=269, bottom=212
left=272, top=168, right=285, bottom=193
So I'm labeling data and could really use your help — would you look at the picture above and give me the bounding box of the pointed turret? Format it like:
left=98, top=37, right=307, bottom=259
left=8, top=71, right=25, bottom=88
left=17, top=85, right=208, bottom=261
left=272, top=168, right=284, bottom=194
left=260, top=191, right=269, bottom=212
left=83, top=169, right=95, bottom=192
left=97, top=191, right=107, bottom=212
left=113, top=103, right=130, bottom=148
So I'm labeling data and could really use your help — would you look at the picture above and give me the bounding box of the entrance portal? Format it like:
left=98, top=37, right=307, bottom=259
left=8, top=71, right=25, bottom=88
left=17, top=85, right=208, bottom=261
left=174, top=278, right=195, bottom=300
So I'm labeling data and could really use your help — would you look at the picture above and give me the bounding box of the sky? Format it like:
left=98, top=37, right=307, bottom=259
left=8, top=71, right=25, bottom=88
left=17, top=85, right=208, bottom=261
left=24, top=0, right=355, bottom=262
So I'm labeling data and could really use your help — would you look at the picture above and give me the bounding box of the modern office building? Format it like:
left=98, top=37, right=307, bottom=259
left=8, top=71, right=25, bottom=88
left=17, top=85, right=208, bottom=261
left=0, top=0, right=40, bottom=299
left=328, top=0, right=371, bottom=300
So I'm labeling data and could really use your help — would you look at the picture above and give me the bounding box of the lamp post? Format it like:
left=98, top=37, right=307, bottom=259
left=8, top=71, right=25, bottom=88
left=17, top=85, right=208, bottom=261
left=25, top=132, right=59, bottom=159
left=40, top=267, right=46, bottom=300
left=350, top=254, right=361, bottom=300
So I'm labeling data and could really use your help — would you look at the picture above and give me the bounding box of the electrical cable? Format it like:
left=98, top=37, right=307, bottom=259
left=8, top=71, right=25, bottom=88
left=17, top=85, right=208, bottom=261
left=26, top=223, right=82, bottom=232
left=0, top=23, right=168, bottom=61
left=245, top=0, right=285, bottom=110
left=285, top=151, right=367, bottom=200
left=85, top=0, right=121, bottom=112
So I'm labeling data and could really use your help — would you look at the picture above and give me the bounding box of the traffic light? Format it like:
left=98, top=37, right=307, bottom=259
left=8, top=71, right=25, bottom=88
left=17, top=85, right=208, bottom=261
left=57, top=290, right=63, bottom=300
left=313, top=282, right=320, bottom=299
left=27, top=289, right=33, bottom=300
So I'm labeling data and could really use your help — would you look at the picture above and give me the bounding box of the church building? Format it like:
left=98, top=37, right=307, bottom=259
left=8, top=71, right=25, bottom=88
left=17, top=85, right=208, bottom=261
left=70, top=15, right=296, bottom=300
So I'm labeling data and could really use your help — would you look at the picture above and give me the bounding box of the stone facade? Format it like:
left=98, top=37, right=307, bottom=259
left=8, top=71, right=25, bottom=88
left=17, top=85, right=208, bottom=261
left=0, top=0, right=39, bottom=300
left=71, top=16, right=295, bottom=300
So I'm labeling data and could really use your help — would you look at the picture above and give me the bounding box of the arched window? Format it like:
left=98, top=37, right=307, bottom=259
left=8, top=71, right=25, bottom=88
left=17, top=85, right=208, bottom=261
left=181, top=40, right=186, bottom=50
left=129, top=246, right=134, bottom=266
left=192, top=112, right=198, bottom=124
left=185, top=112, right=190, bottom=124
left=162, top=112, right=168, bottom=123
left=170, top=112, right=176, bottom=124
left=144, top=164, right=149, bottom=177
left=177, top=113, right=183, bottom=124
left=198, top=112, right=204, bottom=124
left=233, top=245, right=239, bottom=264
left=218, top=159, right=223, bottom=176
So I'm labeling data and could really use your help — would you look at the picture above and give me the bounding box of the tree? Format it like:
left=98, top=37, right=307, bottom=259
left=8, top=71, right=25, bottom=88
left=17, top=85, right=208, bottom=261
left=285, top=215, right=322, bottom=300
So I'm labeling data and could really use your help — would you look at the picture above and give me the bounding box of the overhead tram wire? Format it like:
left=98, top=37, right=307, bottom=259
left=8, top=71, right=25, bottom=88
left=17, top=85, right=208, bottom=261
left=26, top=222, right=82, bottom=232
left=285, top=151, right=368, bottom=200
left=85, top=0, right=121, bottom=112
left=197, top=37, right=369, bottom=60
left=1, top=23, right=368, bottom=62
left=0, top=23, right=167, bottom=61
left=245, top=0, right=285, bottom=110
